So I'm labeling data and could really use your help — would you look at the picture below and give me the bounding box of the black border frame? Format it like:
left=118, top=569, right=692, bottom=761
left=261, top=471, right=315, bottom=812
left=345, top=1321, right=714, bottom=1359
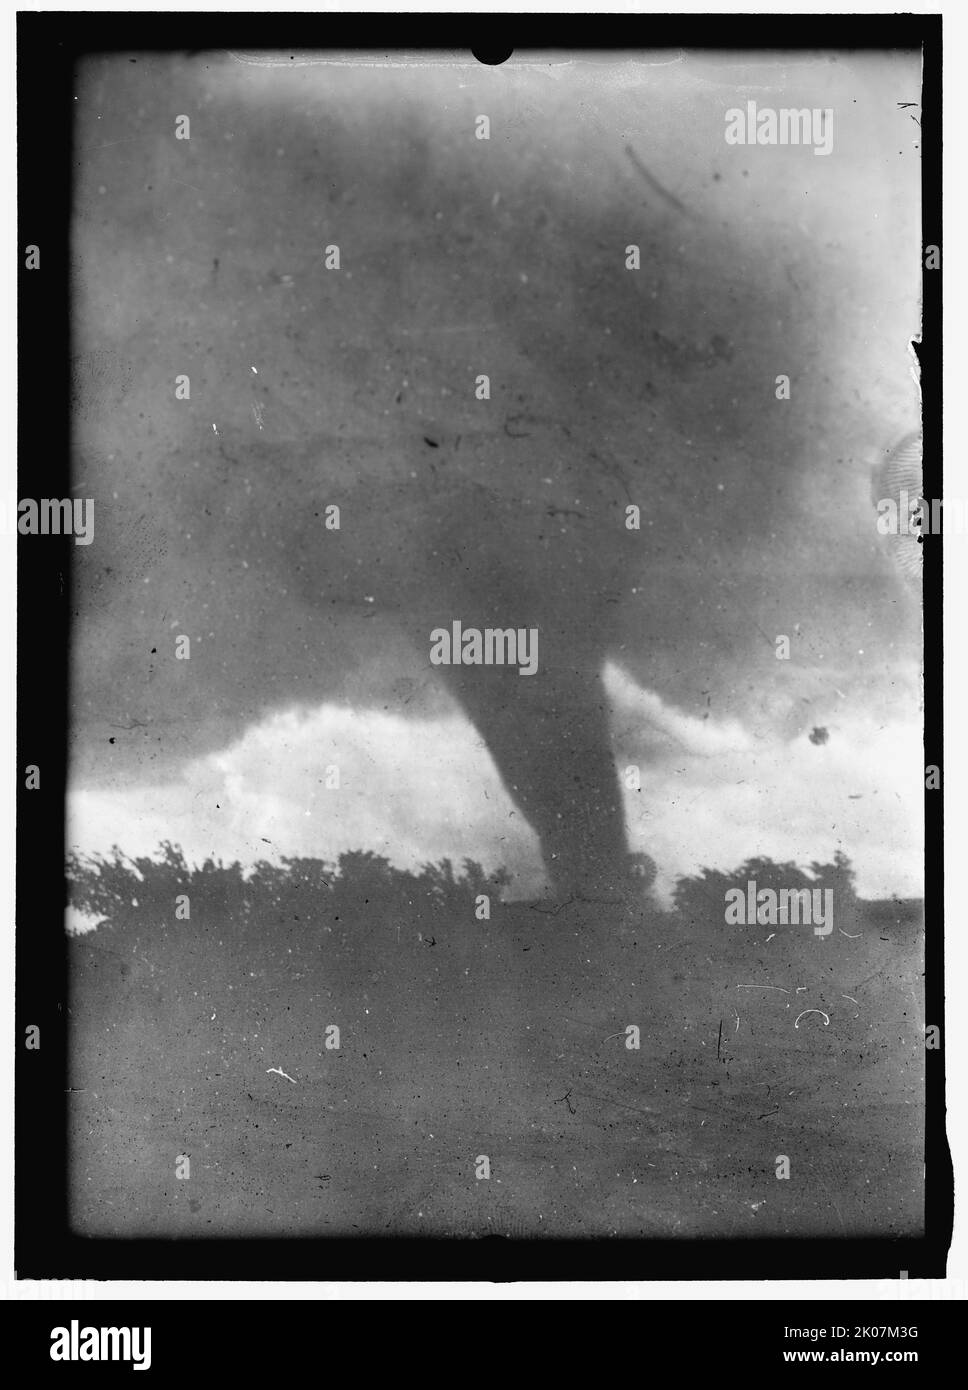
left=15, top=10, right=947, bottom=1282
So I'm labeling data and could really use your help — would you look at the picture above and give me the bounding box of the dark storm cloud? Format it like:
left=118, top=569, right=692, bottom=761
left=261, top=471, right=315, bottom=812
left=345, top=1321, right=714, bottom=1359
left=70, top=52, right=920, bottom=805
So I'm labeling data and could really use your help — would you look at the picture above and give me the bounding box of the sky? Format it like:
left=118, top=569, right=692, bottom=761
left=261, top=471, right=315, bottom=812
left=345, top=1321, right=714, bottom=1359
left=66, top=51, right=924, bottom=915
left=68, top=657, right=923, bottom=906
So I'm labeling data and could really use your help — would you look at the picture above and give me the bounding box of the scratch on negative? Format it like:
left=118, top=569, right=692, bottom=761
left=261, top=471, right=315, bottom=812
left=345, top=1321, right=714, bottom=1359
left=227, top=51, right=508, bottom=72
left=266, top=1066, right=297, bottom=1084
left=794, top=1009, right=830, bottom=1029
left=624, top=145, right=691, bottom=217
left=736, top=984, right=790, bottom=992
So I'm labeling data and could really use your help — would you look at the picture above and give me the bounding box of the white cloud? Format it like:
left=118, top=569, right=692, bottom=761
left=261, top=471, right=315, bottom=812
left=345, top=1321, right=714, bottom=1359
left=69, top=672, right=923, bottom=906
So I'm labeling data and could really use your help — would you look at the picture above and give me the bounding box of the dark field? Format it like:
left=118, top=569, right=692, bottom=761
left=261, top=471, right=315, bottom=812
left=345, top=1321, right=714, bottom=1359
left=68, top=853, right=923, bottom=1240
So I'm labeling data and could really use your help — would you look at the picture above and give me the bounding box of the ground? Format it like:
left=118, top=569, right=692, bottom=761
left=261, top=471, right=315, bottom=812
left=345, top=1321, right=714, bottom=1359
left=68, top=891, right=923, bottom=1240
